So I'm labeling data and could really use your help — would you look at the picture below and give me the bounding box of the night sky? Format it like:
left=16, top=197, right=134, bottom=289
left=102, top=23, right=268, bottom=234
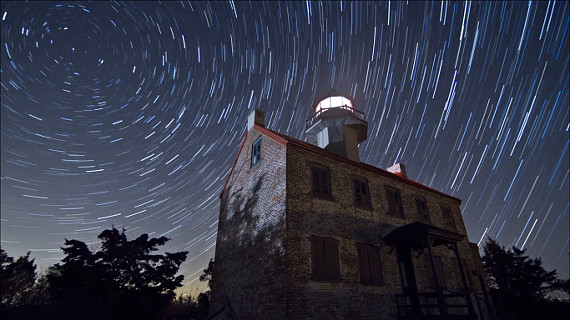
left=1, top=1, right=568, bottom=293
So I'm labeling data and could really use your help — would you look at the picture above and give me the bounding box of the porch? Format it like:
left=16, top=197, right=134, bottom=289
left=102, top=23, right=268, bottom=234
left=383, top=222, right=485, bottom=320
left=395, top=291, right=478, bottom=320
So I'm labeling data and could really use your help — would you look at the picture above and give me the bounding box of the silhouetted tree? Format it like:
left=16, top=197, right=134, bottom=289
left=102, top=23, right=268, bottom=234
left=195, top=292, right=210, bottom=319
left=482, top=238, right=568, bottom=319
left=161, top=258, right=214, bottom=320
left=0, top=248, right=37, bottom=307
left=553, top=278, right=570, bottom=295
left=160, top=294, right=194, bottom=320
left=46, top=227, right=188, bottom=320
left=194, top=258, right=214, bottom=319
left=199, top=258, right=214, bottom=289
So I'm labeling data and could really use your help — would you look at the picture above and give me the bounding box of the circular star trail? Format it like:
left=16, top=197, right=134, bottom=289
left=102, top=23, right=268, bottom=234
left=1, top=1, right=568, bottom=292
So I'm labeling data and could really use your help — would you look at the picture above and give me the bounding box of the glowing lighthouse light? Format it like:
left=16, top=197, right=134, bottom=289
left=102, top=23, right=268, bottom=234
left=306, top=94, right=367, bottom=162
left=315, top=96, right=353, bottom=114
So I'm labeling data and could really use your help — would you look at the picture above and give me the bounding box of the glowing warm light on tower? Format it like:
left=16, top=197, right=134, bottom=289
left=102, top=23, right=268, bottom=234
left=315, top=96, right=354, bottom=114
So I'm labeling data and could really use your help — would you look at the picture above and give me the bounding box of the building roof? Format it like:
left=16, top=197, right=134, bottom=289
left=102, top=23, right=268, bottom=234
left=221, top=124, right=461, bottom=203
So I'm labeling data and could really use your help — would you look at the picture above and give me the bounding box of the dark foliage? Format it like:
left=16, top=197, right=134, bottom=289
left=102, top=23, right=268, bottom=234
left=159, top=292, right=211, bottom=320
left=1, top=227, right=188, bottom=320
left=199, top=258, right=214, bottom=289
left=160, top=259, right=213, bottom=320
left=553, top=278, right=570, bottom=295
left=482, top=238, right=569, bottom=320
left=0, top=248, right=36, bottom=307
left=195, top=292, right=211, bottom=320
left=47, top=227, right=188, bottom=320
left=196, top=259, right=213, bottom=319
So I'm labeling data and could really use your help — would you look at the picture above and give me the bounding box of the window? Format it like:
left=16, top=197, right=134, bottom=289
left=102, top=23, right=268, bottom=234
left=415, top=197, right=430, bottom=221
left=441, top=205, right=456, bottom=229
left=386, top=187, right=404, bottom=217
left=251, top=137, right=262, bottom=167
left=356, top=243, right=383, bottom=285
left=353, top=177, right=371, bottom=209
left=311, top=165, right=331, bottom=198
left=311, top=236, right=340, bottom=281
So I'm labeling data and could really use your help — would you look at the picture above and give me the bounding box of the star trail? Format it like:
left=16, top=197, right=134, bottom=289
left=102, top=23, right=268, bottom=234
left=1, top=1, right=568, bottom=293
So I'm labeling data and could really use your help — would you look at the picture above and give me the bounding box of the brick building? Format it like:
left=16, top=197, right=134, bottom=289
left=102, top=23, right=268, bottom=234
left=210, top=96, right=494, bottom=320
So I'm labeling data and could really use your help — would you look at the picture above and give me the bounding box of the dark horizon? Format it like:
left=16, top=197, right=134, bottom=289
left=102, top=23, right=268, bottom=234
left=1, top=0, right=568, bottom=293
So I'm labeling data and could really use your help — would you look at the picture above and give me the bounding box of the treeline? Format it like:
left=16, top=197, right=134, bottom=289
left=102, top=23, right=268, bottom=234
left=0, top=227, right=211, bottom=320
left=2, top=229, right=569, bottom=320
left=482, top=238, right=569, bottom=319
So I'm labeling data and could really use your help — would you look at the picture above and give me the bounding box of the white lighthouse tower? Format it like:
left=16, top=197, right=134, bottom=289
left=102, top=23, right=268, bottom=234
left=305, top=94, right=368, bottom=162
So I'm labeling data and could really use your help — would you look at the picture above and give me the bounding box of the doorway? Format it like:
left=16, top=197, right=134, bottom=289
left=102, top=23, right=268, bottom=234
left=397, top=248, right=421, bottom=315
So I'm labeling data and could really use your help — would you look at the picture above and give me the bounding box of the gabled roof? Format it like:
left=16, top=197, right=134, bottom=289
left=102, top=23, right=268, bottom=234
left=220, top=131, right=248, bottom=198
left=221, top=124, right=461, bottom=203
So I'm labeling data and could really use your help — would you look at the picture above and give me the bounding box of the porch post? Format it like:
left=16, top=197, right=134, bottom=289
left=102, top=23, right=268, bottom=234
left=451, top=242, right=475, bottom=316
left=425, top=236, right=447, bottom=317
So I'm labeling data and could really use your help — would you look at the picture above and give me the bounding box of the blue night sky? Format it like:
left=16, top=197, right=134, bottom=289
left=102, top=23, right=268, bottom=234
left=1, top=1, right=568, bottom=293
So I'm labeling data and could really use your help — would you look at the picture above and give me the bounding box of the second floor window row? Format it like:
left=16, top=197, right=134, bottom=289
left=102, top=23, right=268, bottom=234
left=310, top=166, right=456, bottom=227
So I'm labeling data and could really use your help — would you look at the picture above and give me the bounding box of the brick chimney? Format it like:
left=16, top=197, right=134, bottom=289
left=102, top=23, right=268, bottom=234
left=248, top=109, right=265, bottom=130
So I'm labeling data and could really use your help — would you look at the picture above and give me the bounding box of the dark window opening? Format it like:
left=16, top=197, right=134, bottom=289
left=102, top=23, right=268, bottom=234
left=251, top=137, right=261, bottom=167
left=311, top=236, right=340, bottom=281
left=415, top=197, right=430, bottom=221
left=441, top=205, right=456, bottom=229
left=386, top=187, right=404, bottom=217
left=311, top=166, right=331, bottom=198
left=353, top=177, right=372, bottom=209
left=356, top=243, right=383, bottom=285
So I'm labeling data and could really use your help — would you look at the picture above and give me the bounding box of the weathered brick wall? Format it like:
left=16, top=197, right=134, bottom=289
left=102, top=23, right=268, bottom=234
left=211, top=125, right=490, bottom=319
left=210, top=128, right=287, bottom=319
left=285, top=143, right=485, bottom=319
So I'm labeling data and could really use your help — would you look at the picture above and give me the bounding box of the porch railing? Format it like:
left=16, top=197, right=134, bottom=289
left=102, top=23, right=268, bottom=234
left=395, top=291, right=474, bottom=318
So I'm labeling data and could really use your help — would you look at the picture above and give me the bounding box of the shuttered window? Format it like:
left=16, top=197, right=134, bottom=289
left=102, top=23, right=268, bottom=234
left=415, top=197, right=430, bottom=221
left=386, top=187, right=404, bottom=217
left=311, top=166, right=331, bottom=198
left=311, top=236, right=340, bottom=281
left=441, top=205, right=456, bottom=229
left=356, top=244, right=383, bottom=285
left=353, top=177, right=372, bottom=209
left=251, top=137, right=262, bottom=167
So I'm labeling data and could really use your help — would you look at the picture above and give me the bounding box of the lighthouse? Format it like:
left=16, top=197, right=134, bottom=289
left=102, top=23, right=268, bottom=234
left=305, top=94, right=368, bottom=162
